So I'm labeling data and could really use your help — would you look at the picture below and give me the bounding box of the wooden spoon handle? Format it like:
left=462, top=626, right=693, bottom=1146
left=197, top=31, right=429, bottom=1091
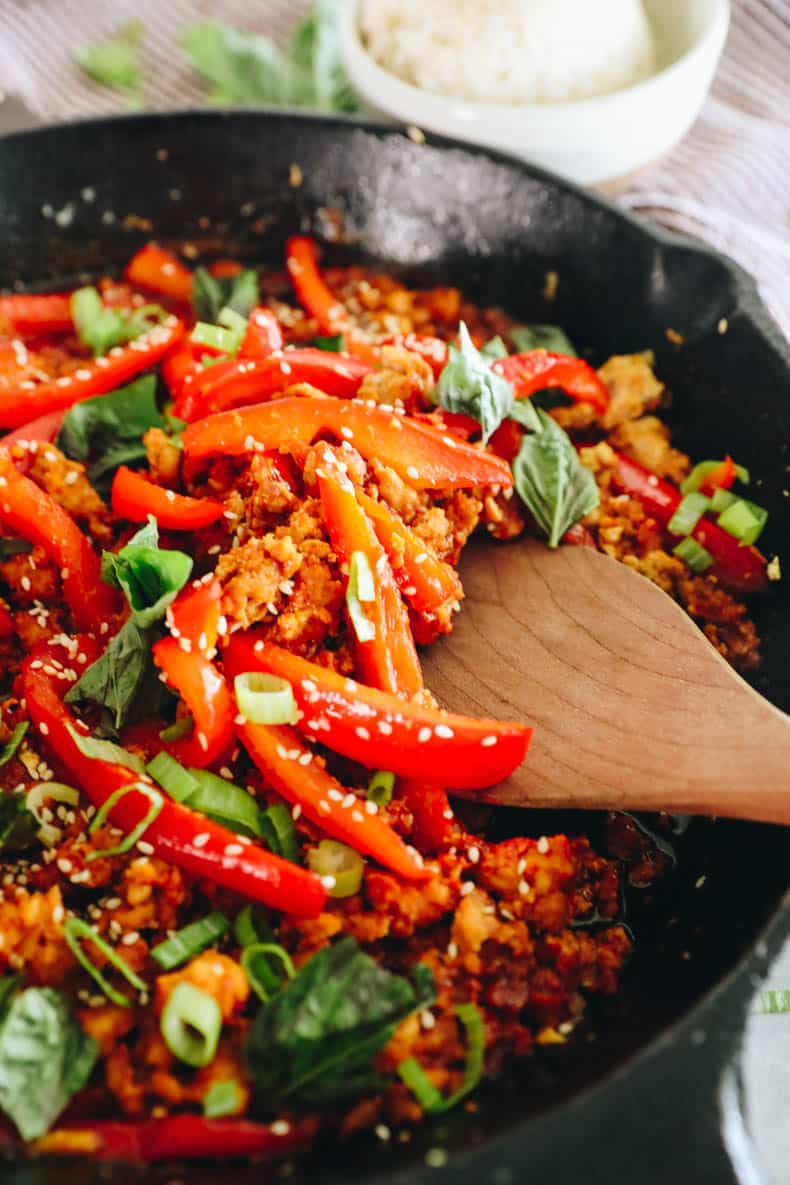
left=422, top=538, right=790, bottom=824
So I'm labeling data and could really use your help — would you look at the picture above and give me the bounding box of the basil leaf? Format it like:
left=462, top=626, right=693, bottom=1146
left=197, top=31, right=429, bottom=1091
left=66, top=723, right=145, bottom=775
left=510, top=324, right=578, bottom=357
left=479, top=336, right=508, bottom=361
left=65, top=619, right=165, bottom=733
left=512, top=409, right=599, bottom=548
left=245, top=936, right=435, bottom=1105
left=0, top=539, right=33, bottom=560
left=287, top=0, right=359, bottom=112
left=182, top=7, right=359, bottom=113
left=0, top=791, right=38, bottom=854
left=75, top=20, right=144, bottom=102
left=0, top=722, right=29, bottom=768
left=437, top=322, right=514, bottom=444
left=0, top=977, right=20, bottom=1025
left=101, top=519, right=192, bottom=629
left=57, top=375, right=165, bottom=498
left=508, top=399, right=543, bottom=434
left=0, top=986, right=99, bottom=1141
left=191, top=266, right=260, bottom=325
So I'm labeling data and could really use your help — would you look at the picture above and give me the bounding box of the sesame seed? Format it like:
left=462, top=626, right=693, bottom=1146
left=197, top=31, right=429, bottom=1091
left=319, top=800, right=331, bottom=815
left=137, top=841, right=154, bottom=856
left=406, top=466, right=420, bottom=481
left=420, top=1010, right=436, bottom=1030
left=193, top=833, right=210, bottom=848
left=321, top=875, right=337, bottom=891
left=517, top=857, right=527, bottom=875
left=481, top=735, right=497, bottom=747
left=377, top=720, right=393, bottom=735
left=342, top=793, right=356, bottom=809
left=537, top=836, right=550, bottom=854
left=291, top=805, right=302, bottom=821
left=460, top=881, right=475, bottom=896
left=39, top=722, right=49, bottom=735
left=375, top=1125, right=391, bottom=1142
left=355, top=726, right=371, bottom=741
left=121, top=931, right=139, bottom=946
left=352, top=810, right=364, bottom=823
left=271, top=1120, right=291, bottom=1136
left=446, top=941, right=458, bottom=959
left=417, top=726, right=432, bottom=743
left=518, top=880, right=531, bottom=897
left=298, top=752, right=313, bottom=766
left=365, top=800, right=378, bottom=815
left=434, top=724, right=454, bottom=739
left=225, top=844, right=244, bottom=856
left=328, top=788, right=343, bottom=802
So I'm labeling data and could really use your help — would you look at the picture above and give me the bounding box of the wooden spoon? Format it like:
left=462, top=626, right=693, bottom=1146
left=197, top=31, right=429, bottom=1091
left=421, top=536, right=790, bottom=824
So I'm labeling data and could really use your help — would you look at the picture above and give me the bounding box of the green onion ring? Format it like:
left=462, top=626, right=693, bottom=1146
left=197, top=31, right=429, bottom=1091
left=63, top=917, right=147, bottom=1008
left=234, top=671, right=300, bottom=726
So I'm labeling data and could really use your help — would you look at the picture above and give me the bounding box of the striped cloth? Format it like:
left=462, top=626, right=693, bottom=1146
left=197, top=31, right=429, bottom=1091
left=0, top=0, right=788, bottom=333
left=0, top=4, right=789, bottom=1180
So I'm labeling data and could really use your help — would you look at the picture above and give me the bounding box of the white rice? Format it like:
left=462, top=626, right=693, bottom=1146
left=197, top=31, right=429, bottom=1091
left=359, top=0, right=657, bottom=106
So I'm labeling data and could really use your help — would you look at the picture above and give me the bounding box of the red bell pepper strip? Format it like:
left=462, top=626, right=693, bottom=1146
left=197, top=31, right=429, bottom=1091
left=3, top=410, right=66, bottom=475
left=38, top=1116, right=308, bottom=1163
left=0, top=317, right=184, bottom=430
left=286, top=236, right=347, bottom=334
left=239, top=307, right=284, bottom=359
left=493, top=352, right=610, bottom=414
left=176, top=350, right=371, bottom=421
left=166, top=577, right=222, bottom=653
left=226, top=637, right=531, bottom=790
left=700, top=455, right=736, bottom=495
left=23, top=640, right=325, bottom=917
left=209, top=259, right=243, bottom=279
left=161, top=338, right=205, bottom=400
left=612, top=450, right=768, bottom=593
left=316, top=447, right=423, bottom=698
left=399, top=780, right=454, bottom=851
left=232, top=715, right=429, bottom=883
left=0, top=293, right=74, bottom=336
left=183, top=396, right=514, bottom=491
left=356, top=489, right=463, bottom=615
left=111, top=466, right=225, bottom=531
left=0, top=454, right=118, bottom=631
left=152, top=636, right=235, bottom=768
left=487, top=417, right=524, bottom=464
left=125, top=243, right=193, bottom=305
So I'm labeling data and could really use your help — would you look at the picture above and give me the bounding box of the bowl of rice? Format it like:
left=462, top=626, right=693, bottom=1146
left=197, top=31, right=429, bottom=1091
left=340, top=0, right=730, bottom=187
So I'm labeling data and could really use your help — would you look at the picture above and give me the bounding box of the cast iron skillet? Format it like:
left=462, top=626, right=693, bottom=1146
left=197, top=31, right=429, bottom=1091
left=0, top=111, right=789, bottom=1185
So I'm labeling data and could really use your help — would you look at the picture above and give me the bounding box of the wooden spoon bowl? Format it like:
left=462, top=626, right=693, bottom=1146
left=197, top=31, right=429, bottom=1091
left=422, top=536, right=790, bottom=824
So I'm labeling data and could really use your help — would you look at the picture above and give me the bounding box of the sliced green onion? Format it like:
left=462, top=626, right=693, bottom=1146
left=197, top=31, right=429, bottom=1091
left=259, top=803, right=300, bottom=863
left=203, top=1080, right=243, bottom=1118
left=673, top=537, right=714, bottom=574
left=161, top=982, right=222, bottom=1068
left=184, top=768, right=264, bottom=839
left=711, top=488, right=737, bottom=513
left=218, top=306, right=248, bottom=336
left=151, top=912, right=229, bottom=971
left=190, top=321, right=240, bottom=354
left=63, top=917, right=147, bottom=1008
left=234, top=672, right=299, bottom=726
left=25, top=782, right=80, bottom=847
left=71, top=286, right=164, bottom=357
left=398, top=1003, right=485, bottom=1113
left=146, top=750, right=200, bottom=802
left=86, top=782, right=164, bottom=861
left=307, top=839, right=364, bottom=898
left=233, top=904, right=275, bottom=949
left=756, top=990, right=790, bottom=1014
left=346, top=551, right=376, bottom=643
left=667, top=492, right=710, bottom=537
left=681, top=459, right=750, bottom=495
left=0, top=722, right=29, bottom=768
left=717, top=497, right=768, bottom=546
left=66, top=723, right=144, bottom=773
left=313, top=334, right=345, bottom=352
left=367, top=770, right=395, bottom=808
left=241, top=942, right=295, bottom=1004
left=159, top=715, right=194, bottom=743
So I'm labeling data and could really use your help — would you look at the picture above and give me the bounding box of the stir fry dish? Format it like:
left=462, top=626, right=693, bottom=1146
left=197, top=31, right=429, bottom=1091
left=0, top=238, right=771, bottom=1163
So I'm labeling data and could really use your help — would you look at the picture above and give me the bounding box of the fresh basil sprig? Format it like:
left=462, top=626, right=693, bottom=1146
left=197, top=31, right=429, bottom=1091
left=56, top=375, right=167, bottom=498
left=0, top=792, right=38, bottom=854
left=101, top=518, right=193, bottom=630
left=0, top=983, right=99, bottom=1140
left=191, top=267, right=260, bottom=325
left=437, top=322, right=515, bottom=444
left=510, top=324, right=578, bottom=357
left=245, top=937, right=435, bottom=1105
left=512, top=408, right=599, bottom=547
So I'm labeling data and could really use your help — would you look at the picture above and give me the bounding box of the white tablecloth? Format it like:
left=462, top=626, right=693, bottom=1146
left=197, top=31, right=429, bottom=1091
left=1, top=1, right=789, bottom=1180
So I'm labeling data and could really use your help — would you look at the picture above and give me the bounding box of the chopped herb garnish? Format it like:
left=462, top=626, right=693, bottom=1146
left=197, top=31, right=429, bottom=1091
left=71, top=287, right=166, bottom=357
left=191, top=267, right=260, bottom=325
left=75, top=20, right=145, bottom=106
left=510, top=324, right=578, bottom=357
left=101, top=517, right=193, bottom=629
left=0, top=790, right=38, bottom=854
left=313, top=334, right=345, bottom=352
left=437, top=322, right=515, bottom=444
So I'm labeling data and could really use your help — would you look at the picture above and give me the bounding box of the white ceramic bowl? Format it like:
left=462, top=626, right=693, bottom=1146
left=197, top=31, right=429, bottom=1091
left=340, top=0, right=730, bottom=188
